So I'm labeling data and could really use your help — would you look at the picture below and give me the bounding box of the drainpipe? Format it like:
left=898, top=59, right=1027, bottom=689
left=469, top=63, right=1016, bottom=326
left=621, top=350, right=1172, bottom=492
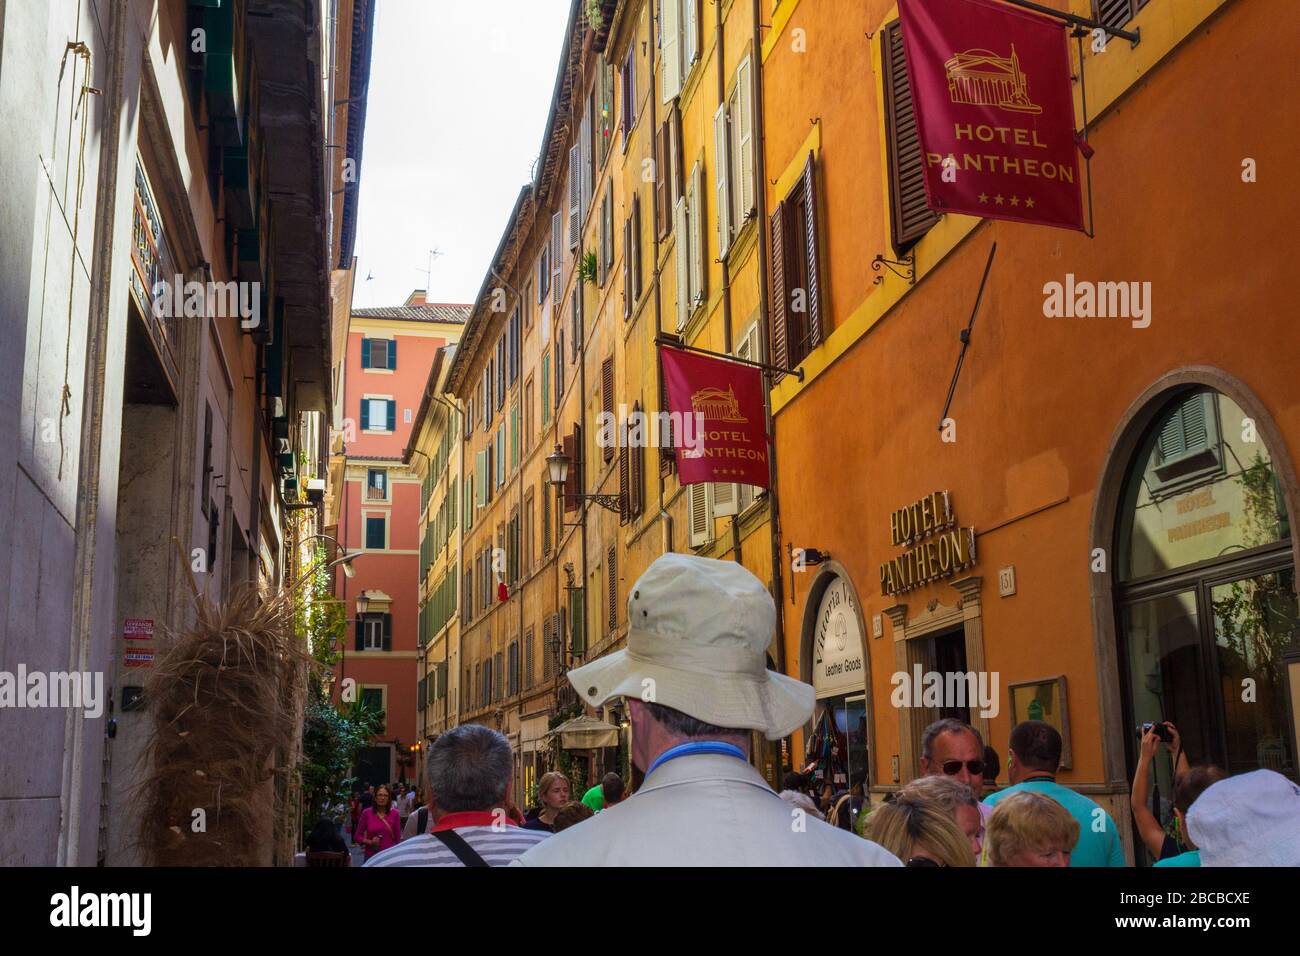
left=752, top=0, right=786, bottom=680
left=649, top=0, right=667, bottom=526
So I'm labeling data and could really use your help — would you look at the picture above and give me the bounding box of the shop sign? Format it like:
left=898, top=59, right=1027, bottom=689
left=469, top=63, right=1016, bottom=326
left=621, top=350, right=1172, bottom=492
left=814, top=578, right=865, bottom=697
left=880, top=491, right=976, bottom=596
left=123, top=618, right=154, bottom=641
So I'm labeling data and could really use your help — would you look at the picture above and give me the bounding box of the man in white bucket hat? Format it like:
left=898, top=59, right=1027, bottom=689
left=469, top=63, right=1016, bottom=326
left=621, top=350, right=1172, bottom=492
left=515, top=553, right=900, bottom=866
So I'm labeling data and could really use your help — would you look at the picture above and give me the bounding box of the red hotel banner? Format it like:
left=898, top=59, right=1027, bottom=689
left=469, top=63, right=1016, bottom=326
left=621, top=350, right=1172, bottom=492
left=898, top=0, right=1085, bottom=231
left=659, top=345, right=770, bottom=490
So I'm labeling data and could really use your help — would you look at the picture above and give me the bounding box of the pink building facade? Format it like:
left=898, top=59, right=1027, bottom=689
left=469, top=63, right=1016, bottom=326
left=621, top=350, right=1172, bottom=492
left=334, top=294, right=466, bottom=786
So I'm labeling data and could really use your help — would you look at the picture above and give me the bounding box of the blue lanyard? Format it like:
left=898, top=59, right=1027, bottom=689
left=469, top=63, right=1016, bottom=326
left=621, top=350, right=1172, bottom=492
left=645, top=741, right=747, bottom=778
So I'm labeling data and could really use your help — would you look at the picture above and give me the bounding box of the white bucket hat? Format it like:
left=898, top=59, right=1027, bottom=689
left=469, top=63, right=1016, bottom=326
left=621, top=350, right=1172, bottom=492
left=1186, top=769, right=1300, bottom=866
left=565, top=552, right=814, bottom=740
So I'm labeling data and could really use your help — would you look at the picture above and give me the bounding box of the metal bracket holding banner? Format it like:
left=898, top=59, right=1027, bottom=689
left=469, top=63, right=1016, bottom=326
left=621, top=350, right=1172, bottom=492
left=998, top=0, right=1140, bottom=46
left=938, top=242, right=998, bottom=432
left=656, top=335, right=805, bottom=383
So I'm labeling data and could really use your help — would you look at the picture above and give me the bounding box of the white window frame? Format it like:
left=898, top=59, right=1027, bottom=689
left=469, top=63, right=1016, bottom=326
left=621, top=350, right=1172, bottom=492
left=363, top=394, right=393, bottom=433
left=362, top=616, right=385, bottom=651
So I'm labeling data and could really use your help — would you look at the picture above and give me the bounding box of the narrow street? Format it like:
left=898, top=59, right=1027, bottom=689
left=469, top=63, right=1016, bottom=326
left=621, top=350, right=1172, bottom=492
left=0, top=0, right=1297, bottom=914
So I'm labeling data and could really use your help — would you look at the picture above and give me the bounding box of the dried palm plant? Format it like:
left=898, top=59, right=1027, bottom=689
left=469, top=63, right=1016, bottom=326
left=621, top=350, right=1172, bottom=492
left=138, top=577, right=312, bottom=866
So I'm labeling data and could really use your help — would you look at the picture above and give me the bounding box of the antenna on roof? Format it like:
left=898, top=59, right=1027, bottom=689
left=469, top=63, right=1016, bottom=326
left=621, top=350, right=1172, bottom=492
left=414, top=248, right=443, bottom=292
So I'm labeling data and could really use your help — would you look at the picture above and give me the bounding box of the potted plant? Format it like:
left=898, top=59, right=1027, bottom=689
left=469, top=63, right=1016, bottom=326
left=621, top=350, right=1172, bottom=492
left=579, top=250, right=598, bottom=285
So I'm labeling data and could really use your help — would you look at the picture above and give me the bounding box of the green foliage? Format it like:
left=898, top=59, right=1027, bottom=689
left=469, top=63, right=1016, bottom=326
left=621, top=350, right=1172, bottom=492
left=579, top=250, right=598, bottom=285
left=299, top=695, right=384, bottom=829
left=586, top=0, right=604, bottom=32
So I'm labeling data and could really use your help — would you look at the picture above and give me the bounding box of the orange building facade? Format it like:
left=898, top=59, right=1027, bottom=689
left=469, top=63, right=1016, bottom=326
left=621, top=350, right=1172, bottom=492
left=761, top=0, right=1300, bottom=862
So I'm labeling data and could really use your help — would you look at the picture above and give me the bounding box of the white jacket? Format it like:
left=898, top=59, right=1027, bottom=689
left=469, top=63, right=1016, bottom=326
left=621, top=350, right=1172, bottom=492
left=514, top=753, right=901, bottom=867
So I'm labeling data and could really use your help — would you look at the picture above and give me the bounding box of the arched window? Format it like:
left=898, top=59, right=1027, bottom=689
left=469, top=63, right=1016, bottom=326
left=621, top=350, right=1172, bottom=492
left=1115, top=387, right=1297, bottom=809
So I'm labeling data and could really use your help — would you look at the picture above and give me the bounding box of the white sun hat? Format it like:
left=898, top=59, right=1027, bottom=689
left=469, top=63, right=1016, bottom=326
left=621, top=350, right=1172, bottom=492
left=1186, top=769, right=1300, bottom=867
left=565, top=552, right=815, bottom=740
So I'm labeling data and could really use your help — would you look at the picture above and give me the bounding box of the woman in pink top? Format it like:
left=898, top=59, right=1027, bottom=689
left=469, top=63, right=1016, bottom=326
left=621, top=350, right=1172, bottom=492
left=355, top=784, right=402, bottom=859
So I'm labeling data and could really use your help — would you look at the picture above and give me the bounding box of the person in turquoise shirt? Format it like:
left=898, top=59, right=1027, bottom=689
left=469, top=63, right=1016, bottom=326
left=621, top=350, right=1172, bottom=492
left=983, top=720, right=1126, bottom=867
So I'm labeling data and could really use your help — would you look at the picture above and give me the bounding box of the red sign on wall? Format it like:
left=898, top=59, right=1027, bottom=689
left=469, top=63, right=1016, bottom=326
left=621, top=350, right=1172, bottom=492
left=123, top=618, right=154, bottom=641
left=660, top=345, right=770, bottom=490
left=898, top=0, right=1085, bottom=231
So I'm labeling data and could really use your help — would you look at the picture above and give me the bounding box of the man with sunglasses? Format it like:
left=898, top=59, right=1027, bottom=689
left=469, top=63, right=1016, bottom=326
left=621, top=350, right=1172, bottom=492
left=917, top=718, right=995, bottom=861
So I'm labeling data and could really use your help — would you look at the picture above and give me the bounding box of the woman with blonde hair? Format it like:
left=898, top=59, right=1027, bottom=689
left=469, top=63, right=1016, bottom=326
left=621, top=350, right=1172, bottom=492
left=523, top=771, right=570, bottom=833
left=896, top=775, right=984, bottom=860
left=985, top=790, right=1079, bottom=867
left=866, top=791, right=976, bottom=867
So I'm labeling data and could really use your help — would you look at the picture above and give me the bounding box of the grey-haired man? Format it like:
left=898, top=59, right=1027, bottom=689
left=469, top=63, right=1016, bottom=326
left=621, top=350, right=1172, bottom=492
left=516, top=553, right=900, bottom=867
left=367, top=724, right=548, bottom=866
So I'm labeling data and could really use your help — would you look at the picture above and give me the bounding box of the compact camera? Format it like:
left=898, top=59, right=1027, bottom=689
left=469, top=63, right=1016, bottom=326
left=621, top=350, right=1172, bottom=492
left=1138, top=721, right=1173, bottom=743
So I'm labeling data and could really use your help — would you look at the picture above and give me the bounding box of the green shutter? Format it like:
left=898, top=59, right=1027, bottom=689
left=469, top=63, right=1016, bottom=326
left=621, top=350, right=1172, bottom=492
left=388, top=337, right=398, bottom=369
left=511, top=404, right=519, bottom=471
left=361, top=338, right=371, bottom=368
left=541, top=353, right=551, bottom=424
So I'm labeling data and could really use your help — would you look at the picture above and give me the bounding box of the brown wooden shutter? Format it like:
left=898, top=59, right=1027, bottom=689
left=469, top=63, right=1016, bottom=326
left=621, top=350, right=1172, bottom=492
left=618, top=443, right=629, bottom=524
left=800, top=152, right=824, bottom=349
left=882, top=20, right=939, bottom=252
left=562, top=431, right=578, bottom=512
left=630, top=403, right=644, bottom=517
left=632, top=193, right=642, bottom=300
left=769, top=200, right=790, bottom=382
left=670, top=102, right=685, bottom=205
left=1094, top=0, right=1146, bottom=29
left=658, top=360, right=675, bottom=476
left=601, top=357, right=615, bottom=462
left=623, top=213, right=632, bottom=320
left=607, top=545, right=618, bottom=632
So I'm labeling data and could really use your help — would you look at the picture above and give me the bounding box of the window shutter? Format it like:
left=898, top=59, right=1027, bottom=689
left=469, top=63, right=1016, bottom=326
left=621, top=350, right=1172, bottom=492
left=598, top=192, right=609, bottom=286
left=714, top=101, right=732, bottom=259
left=800, top=152, right=824, bottom=349
left=674, top=196, right=689, bottom=330
left=658, top=367, right=675, bottom=477
left=387, top=400, right=396, bottom=431
left=712, top=480, right=738, bottom=517
left=525, top=627, right=535, bottom=689
left=618, top=443, right=629, bottom=524
left=1094, top=0, right=1145, bottom=30
left=661, top=0, right=681, bottom=102
left=690, top=163, right=707, bottom=311
left=630, top=402, right=644, bottom=517
left=551, top=212, right=562, bottom=304
left=360, top=398, right=370, bottom=430
left=736, top=57, right=755, bottom=222
left=569, top=144, right=581, bottom=248
left=883, top=21, right=939, bottom=252
left=607, top=545, right=618, bottom=632
left=361, top=337, right=371, bottom=368
left=542, top=616, right=554, bottom=680
left=601, top=357, right=615, bottom=462
left=355, top=617, right=364, bottom=651
left=623, top=214, right=633, bottom=319
left=688, top=480, right=711, bottom=547
left=769, top=201, right=789, bottom=382
left=476, top=451, right=486, bottom=507
left=382, top=613, right=392, bottom=651
left=632, top=193, right=643, bottom=301
left=510, top=403, right=519, bottom=471
left=563, top=431, right=578, bottom=512
left=655, top=122, right=669, bottom=240
left=388, top=338, right=397, bottom=370
left=670, top=103, right=685, bottom=205
left=604, top=185, right=615, bottom=275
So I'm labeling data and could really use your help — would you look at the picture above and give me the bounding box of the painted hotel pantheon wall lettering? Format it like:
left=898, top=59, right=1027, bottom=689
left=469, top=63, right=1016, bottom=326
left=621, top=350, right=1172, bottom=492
left=880, top=491, right=977, bottom=597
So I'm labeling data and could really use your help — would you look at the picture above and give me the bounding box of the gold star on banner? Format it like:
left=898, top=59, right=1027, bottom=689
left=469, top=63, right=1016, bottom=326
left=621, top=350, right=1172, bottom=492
left=1025, top=197, right=1035, bottom=209
left=994, top=194, right=1004, bottom=205
left=1009, top=196, right=1020, bottom=207
left=978, top=192, right=989, bottom=203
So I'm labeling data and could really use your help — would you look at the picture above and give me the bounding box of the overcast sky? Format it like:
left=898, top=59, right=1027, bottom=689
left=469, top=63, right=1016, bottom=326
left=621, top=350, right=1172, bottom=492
left=351, top=0, right=573, bottom=308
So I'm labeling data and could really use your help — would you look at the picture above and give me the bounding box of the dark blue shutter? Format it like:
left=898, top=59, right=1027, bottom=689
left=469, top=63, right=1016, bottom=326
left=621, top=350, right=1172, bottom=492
left=355, top=617, right=364, bottom=651
left=388, top=338, right=397, bottom=369
left=387, top=400, right=396, bottom=431
left=360, top=399, right=370, bottom=431
left=382, top=613, right=393, bottom=651
left=361, top=337, right=371, bottom=368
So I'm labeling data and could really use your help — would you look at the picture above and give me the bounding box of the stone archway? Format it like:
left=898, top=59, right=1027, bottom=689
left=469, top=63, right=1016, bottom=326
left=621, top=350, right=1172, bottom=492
left=1087, top=366, right=1300, bottom=786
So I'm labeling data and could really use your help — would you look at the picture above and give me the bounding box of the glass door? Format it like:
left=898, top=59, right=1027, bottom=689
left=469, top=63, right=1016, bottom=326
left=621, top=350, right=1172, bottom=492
left=1208, top=565, right=1298, bottom=780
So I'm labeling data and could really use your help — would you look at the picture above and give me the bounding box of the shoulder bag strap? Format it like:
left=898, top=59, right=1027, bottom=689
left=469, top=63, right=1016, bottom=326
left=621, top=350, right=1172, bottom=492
left=430, top=828, right=490, bottom=867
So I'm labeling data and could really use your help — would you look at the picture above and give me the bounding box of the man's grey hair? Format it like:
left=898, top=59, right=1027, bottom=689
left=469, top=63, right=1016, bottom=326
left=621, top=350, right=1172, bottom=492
left=899, top=774, right=979, bottom=812
left=426, top=723, right=512, bottom=813
left=920, top=718, right=984, bottom=761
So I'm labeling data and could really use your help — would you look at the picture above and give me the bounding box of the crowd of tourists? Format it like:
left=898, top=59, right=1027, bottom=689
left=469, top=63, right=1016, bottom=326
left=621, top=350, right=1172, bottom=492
left=303, top=553, right=1300, bottom=868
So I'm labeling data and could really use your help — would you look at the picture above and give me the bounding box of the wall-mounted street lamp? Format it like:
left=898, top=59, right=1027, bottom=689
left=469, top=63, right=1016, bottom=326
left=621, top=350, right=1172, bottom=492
left=546, top=443, right=622, bottom=523
left=301, top=533, right=360, bottom=579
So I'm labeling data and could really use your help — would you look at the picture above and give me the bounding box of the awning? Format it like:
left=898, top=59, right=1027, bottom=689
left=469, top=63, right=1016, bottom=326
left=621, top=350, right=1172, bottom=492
left=550, top=715, right=620, bottom=750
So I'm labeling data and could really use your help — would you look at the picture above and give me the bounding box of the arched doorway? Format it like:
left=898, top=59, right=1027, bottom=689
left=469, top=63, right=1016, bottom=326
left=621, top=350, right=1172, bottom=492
left=800, top=566, right=874, bottom=797
left=1107, top=381, right=1298, bottom=807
